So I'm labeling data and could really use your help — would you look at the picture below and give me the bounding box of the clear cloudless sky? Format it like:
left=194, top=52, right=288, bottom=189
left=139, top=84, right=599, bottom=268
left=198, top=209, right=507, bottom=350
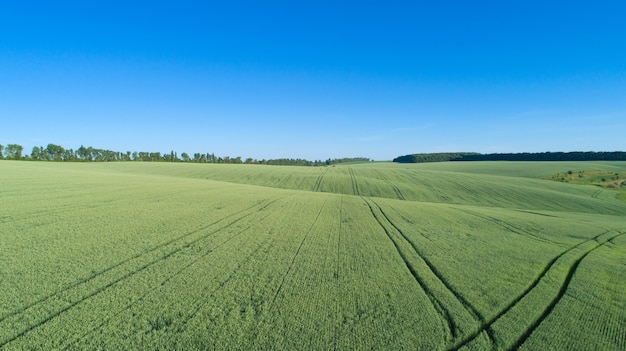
left=1, top=1, right=625, bottom=160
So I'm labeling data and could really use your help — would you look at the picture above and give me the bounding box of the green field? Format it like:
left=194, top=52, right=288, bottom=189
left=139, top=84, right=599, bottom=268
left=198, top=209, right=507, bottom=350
left=1, top=160, right=625, bottom=350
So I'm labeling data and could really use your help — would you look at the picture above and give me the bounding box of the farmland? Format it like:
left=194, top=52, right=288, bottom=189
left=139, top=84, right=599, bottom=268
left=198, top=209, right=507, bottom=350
left=1, top=160, right=625, bottom=350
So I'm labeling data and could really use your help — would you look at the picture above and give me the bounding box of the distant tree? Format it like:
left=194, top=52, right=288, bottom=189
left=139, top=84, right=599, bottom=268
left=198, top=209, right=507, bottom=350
left=40, top=147, right=49, bottom=161
left=150, top=152, right=161, bottom=161
left=46, top=144, right=64, bottom=161
left=0, top=144, right=4, bottom=159
left=181, top=152, right=190, bottom=162
left=76, top=145, right=88, bottom=161
left=4, top=144, right=24, bottom=159
left=63, top=148, right=75, bottom=161
left=31, top=146, right=42, bottom=160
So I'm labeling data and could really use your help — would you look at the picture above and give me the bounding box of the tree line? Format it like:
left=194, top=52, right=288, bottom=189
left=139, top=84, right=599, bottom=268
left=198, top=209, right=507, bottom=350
left=392, top=152, right=481, bottom=163
left=0, top=143, right=369, bottom=166
left=393, top=151, right=626, bottom=163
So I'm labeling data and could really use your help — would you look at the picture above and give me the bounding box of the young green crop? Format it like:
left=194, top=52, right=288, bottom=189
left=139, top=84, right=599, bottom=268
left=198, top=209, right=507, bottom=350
left=1, top=160, right=624, bottom=350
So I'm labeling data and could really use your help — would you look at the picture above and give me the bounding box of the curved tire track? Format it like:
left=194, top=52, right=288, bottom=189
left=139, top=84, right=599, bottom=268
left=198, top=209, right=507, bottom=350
left=312, top=169, right=326, bottom=192
left=508, top=231, right=625, bottom=351
left=363, top=197, right=473, bottom=340
left=448, top=230, right=620, bottom=351
left=457, top=208, right=556, bottom=244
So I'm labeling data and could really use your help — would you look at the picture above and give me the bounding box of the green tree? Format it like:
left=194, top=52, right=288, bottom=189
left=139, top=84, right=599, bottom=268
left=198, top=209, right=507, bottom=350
left=0, top=144, right=4, bottom=159
left=63, top=148, right=75, bottom=161
left=4, top=144, right=24, bottom=159
left=46, top=144, right=64, bottom=161
left=31, top=146, right=42, bottom=160
left=76, top=145, right=88, bottom=160
left=149, top=152, right=161, bottom=161
left=40, top=147, right=49, bottom=161
left=181, top=152, right=190, bottom=162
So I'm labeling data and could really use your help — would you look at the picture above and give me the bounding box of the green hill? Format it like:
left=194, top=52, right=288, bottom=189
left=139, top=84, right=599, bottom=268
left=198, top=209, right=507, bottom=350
left=1, top=160, right=624, bottom=350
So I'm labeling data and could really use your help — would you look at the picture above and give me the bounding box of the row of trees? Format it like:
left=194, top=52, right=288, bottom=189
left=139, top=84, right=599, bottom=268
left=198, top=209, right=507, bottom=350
left=0, top=143, right=369, bottom=166
left=393, top=151, right=626, bottom=163
left=392, top=152, right=480, bottom=163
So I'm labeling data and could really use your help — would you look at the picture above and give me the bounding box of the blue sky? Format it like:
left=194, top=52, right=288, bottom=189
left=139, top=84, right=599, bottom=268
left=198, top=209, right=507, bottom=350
left=1, top=1, right=625, bottom=160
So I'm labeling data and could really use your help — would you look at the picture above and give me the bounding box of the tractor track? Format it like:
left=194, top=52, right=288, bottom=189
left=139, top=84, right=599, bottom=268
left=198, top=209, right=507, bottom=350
left=269, top=199, right=328, bottom=311
left=448, top=230, right=621, bottom=351
left=312, top=169, right=326, bottom=192
left=63, top=205, right=283, bottom=349
left=507, top=231, right=625, bottom=351
left=363, top=197, right=491, bottom=341
left=348, top=169, right=360, bottom=196
left=0, top=196, right=286, bottom=348
left=457, top=208, right=556, bottom=244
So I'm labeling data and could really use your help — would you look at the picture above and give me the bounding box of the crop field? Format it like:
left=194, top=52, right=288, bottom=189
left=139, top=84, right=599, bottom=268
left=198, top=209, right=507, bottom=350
left=1, top=160, right=625, bottom=350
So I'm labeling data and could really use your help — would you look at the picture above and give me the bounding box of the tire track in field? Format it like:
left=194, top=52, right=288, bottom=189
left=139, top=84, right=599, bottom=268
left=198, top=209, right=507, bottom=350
left=348, top=169, right=360, bottom=196
left=3, top=189, right=183, bottom=225
left=336, top=195, right=343, bottom=279
left=2, top=201, right=281, bottom=348
left=366, top=198, right=492, bottom=343
left=0, top=195, right=279, bottom=323
left=378, top=171, right=405, bottom=200
left=448, top=230, right=618, bottom=351
left=66, top=210, right=281, bottom=349
left=361, top=197, right=458, bottom=339
left=268, top=199, right=328, bottom=311
left=64, top=206, right=280, bottom=349
left=277, top=174, right=292, bottom=189
left=514, top=210, right=559, bottom=218
left=0, top=196, right=281, bottom=324
left=508, top=231, right=625, bottom=351
left=457, top=208, right=556, bottom=244
left=333, top=195, right=344, bottom=351
left=312, top=170, right=326, bottom=192
left=176, top=239, right=277, bottom=333
left=0, top=197, right=287, bottom=348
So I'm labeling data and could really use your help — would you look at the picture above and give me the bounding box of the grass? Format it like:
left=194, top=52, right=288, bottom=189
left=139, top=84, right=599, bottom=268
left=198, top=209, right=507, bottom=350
left=1, top=160, right=625, bottom=350
left=547, top=168, right=626, bottom=202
